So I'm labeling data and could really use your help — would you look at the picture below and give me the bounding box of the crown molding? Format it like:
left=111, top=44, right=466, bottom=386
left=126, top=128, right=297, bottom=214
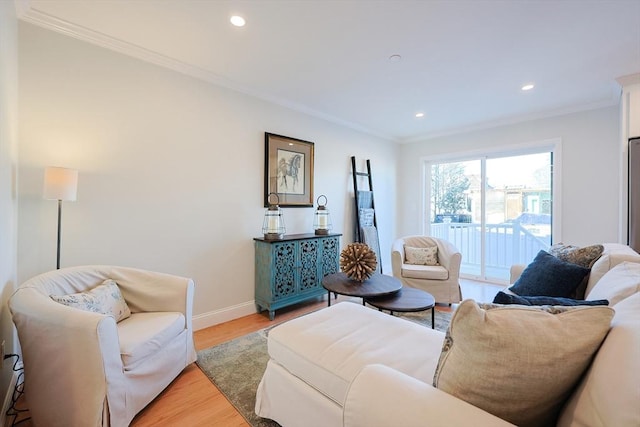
left=16, top=1, right=626, bottom=145
left=399, top=97, right=620, bottom=144
left=16, top=3, right=394, bottom=142
left=617, top=73, right=640, bottom=88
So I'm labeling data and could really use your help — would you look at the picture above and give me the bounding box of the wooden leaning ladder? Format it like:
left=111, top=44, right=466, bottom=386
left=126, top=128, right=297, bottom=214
left=351, top=156, right=382, bottom=273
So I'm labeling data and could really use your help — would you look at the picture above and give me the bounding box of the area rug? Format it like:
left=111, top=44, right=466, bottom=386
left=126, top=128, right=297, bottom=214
left=196, top=307, right=453, bottom=427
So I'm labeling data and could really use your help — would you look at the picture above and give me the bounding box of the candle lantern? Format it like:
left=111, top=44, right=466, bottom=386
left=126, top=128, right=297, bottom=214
left=313, top=195, right=332, bottom=235
left=262, top=192, right=285, bottom=240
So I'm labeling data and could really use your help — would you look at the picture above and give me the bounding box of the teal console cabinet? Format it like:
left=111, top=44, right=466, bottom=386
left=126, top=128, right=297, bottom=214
left=254, top=233, right=341, bottom=320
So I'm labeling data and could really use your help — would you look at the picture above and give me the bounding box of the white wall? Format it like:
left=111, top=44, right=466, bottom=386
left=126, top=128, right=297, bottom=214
left=0, top=0, right=19, bottom=408
left=398, top=106, right=621, bottom=247
left=18, top=23, right=397, bottom=326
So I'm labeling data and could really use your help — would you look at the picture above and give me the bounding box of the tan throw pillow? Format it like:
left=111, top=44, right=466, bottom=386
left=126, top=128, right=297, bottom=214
left=404, top=246, right=438, bottom=265
left=433, top=300, right=614, bottom=427
left=51, top=279, right=132, bottom=322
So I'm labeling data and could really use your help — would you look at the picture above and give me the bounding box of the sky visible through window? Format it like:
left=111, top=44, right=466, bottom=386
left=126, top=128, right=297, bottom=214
left=463, top=153, right=550, bottom=188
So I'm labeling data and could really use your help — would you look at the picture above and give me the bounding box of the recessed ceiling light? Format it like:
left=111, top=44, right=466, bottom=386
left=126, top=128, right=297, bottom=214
left=230, top=15, right=246, bottom=27
left=389, top=54, right=402, bottom=62
left=521, top=83, right=535, bottom=91
left=415, top=112, right=425, bottom=118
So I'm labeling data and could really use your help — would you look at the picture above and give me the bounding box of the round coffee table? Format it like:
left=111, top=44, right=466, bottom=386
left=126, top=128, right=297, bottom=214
left=364, top=287, right=436, bottom=329
left=322, top=272, right=402, bottom=306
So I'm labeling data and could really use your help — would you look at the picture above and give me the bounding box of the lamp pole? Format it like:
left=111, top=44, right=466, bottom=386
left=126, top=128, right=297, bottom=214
left=43, top=166, right=78, bottom=270
left=56, top=199, right=62, bottom=269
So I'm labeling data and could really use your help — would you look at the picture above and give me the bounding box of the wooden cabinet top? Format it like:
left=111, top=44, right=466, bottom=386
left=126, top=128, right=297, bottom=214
left=253, top=233, right=342, bottom=243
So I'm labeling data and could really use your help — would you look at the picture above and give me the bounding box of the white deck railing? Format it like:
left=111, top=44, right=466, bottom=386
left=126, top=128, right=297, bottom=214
left=430, top=222, right=549, bottom=281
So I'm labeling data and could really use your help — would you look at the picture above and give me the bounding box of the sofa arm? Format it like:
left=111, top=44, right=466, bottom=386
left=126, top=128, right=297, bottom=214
left=436, top=239, right=462, bottom=278
left=510, top=264, right=526, bottom=284
left=108, top=267, right=194, bottom=320
left=391, top=239, right=405, bottom=278
left=344, top=364, right=514, bottom=427
left=9, top=288, right=124, bottom=426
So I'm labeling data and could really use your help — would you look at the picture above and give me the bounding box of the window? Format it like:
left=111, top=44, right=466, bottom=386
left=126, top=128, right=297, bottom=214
left=425, top=142, right=558, bottom=282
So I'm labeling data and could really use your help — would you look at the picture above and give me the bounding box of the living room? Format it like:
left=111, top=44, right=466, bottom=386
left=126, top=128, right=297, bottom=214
left=1, top=1, right=639, bottom=426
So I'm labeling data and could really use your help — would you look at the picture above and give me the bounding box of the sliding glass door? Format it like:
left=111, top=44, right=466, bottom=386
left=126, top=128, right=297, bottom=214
left=428, top=151, right=553, bottom=282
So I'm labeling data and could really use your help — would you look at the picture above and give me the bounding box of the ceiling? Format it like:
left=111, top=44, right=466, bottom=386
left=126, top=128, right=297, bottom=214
left=16, top=0, right=640, bottom=142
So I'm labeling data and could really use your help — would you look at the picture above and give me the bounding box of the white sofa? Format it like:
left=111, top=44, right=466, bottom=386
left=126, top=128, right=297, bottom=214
left=255, top=249, right=640, bottom=426
left=9, top=265, right=197, bottom=427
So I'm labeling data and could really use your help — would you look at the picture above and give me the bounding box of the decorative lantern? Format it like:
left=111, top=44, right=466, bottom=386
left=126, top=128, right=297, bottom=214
left=313, top=195, right=332, bottom=235
left=262, top=192, right=285, bottom=240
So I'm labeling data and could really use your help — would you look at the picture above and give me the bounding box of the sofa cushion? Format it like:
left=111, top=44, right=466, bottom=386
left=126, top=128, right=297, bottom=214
left=401, top=264, right=449, bottom=280
left=557, top=292, right=640, bottom=427
left=510, top=250, right=590, bottom=297
left=493, top=291, right=608, bottom=306
left=586, top=243, right=640, bottom=296
left=586, top=261, right=640, bottom=306
left=267, top=302, right=445, bottom=406
left=433, top=300, right=614, bottom=427
left=50, top=279, right=131, bottom=322
left=117, top=311, right=185, bottom=370
left=405, top=246, right=438, bottom=265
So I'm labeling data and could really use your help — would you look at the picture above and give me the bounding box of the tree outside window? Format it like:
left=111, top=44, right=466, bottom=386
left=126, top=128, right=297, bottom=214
left=431, top=162, right=470, bottom=221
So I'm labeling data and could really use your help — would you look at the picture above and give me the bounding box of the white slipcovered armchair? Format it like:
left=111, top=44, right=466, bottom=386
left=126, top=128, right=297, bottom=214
left=391, top=236, right=462, bottom=304
left=9, top=265, right=197, bottom=427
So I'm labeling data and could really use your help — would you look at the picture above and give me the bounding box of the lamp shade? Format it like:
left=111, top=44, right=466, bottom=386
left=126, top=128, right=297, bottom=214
left=43, top=167, right=78, bottom=201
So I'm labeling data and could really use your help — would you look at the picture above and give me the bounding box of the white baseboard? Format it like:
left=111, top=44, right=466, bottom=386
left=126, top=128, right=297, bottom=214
left=1, top=361, right=23, bottom=427
left=192, top=300, right=258, bottom=331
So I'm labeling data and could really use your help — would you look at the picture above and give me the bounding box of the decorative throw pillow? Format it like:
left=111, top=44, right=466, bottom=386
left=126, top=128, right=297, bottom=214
left=404, top=246, right=438, bottom=265
left=510, top=250, right=590, bottom=297
left=51, top=279, right=131, bottom=322
left=549, top=243, right=604, bottom=268
left=548, top=243, right=604, bottom=299
left=493, top=291, right=609, bottom=306
left=433, top=300, right=614, bottom=427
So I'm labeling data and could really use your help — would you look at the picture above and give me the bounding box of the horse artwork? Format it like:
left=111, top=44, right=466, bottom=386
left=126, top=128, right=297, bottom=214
left=277, top=150, right=304, bottom=194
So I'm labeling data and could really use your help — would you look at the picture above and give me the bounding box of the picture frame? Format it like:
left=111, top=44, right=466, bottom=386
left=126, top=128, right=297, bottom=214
left=264, top=132, right=314, bottom=207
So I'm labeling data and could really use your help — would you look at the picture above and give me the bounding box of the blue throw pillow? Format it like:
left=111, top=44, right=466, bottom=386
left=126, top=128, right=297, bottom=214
left=510, top=250, right=591, bottom=297
left=493, top=291, right=608, bottom=306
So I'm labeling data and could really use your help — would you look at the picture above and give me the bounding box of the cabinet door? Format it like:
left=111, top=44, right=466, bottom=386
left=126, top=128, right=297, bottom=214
left=298, top=238, right=320, bottom=292
left=320, top=236, right=340, bottom=276
left=272, top=241, right=297, bottom=300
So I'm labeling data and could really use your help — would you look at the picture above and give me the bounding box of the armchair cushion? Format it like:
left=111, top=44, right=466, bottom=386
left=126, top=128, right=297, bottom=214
left=50, top=279, right=131, bottom=322
left=510, top=250, right=590, bottom=297
left=401, top=264, right=449, bottom=280
left=433, top=300, right=614, bottom=427
left=492, top=291, right=609, bottom=306
left=404, top=246, right=438, bottom=265
left=117, top=311, right=186, bottom=370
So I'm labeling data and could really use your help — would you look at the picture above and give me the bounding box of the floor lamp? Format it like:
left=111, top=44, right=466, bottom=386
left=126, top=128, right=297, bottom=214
left=43, top=167, right=78, bottom=269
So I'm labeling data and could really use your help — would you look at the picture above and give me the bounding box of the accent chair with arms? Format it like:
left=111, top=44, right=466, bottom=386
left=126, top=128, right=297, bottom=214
left=391, top=235, right=462, bottom=304
left=9, top=265, right=197, bottom=427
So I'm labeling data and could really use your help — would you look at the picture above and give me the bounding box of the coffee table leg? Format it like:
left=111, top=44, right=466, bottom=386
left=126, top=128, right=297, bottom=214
left=431, top=307, right=435, bottom=329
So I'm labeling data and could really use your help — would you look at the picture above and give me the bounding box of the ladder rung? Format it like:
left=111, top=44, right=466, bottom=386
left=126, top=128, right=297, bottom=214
left=355, top=172, right=369, bottom=177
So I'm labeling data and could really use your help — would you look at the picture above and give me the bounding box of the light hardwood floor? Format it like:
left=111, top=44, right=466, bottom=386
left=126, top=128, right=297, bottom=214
left=12, top=280, right=503, bottom=427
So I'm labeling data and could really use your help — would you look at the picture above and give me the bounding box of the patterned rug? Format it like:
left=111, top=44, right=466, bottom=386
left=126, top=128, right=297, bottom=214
left=196, top=307, right=453, bottom=427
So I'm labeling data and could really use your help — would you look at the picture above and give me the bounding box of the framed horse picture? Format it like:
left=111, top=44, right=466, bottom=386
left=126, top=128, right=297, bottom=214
left=264, top=133, right=314, bottom=207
